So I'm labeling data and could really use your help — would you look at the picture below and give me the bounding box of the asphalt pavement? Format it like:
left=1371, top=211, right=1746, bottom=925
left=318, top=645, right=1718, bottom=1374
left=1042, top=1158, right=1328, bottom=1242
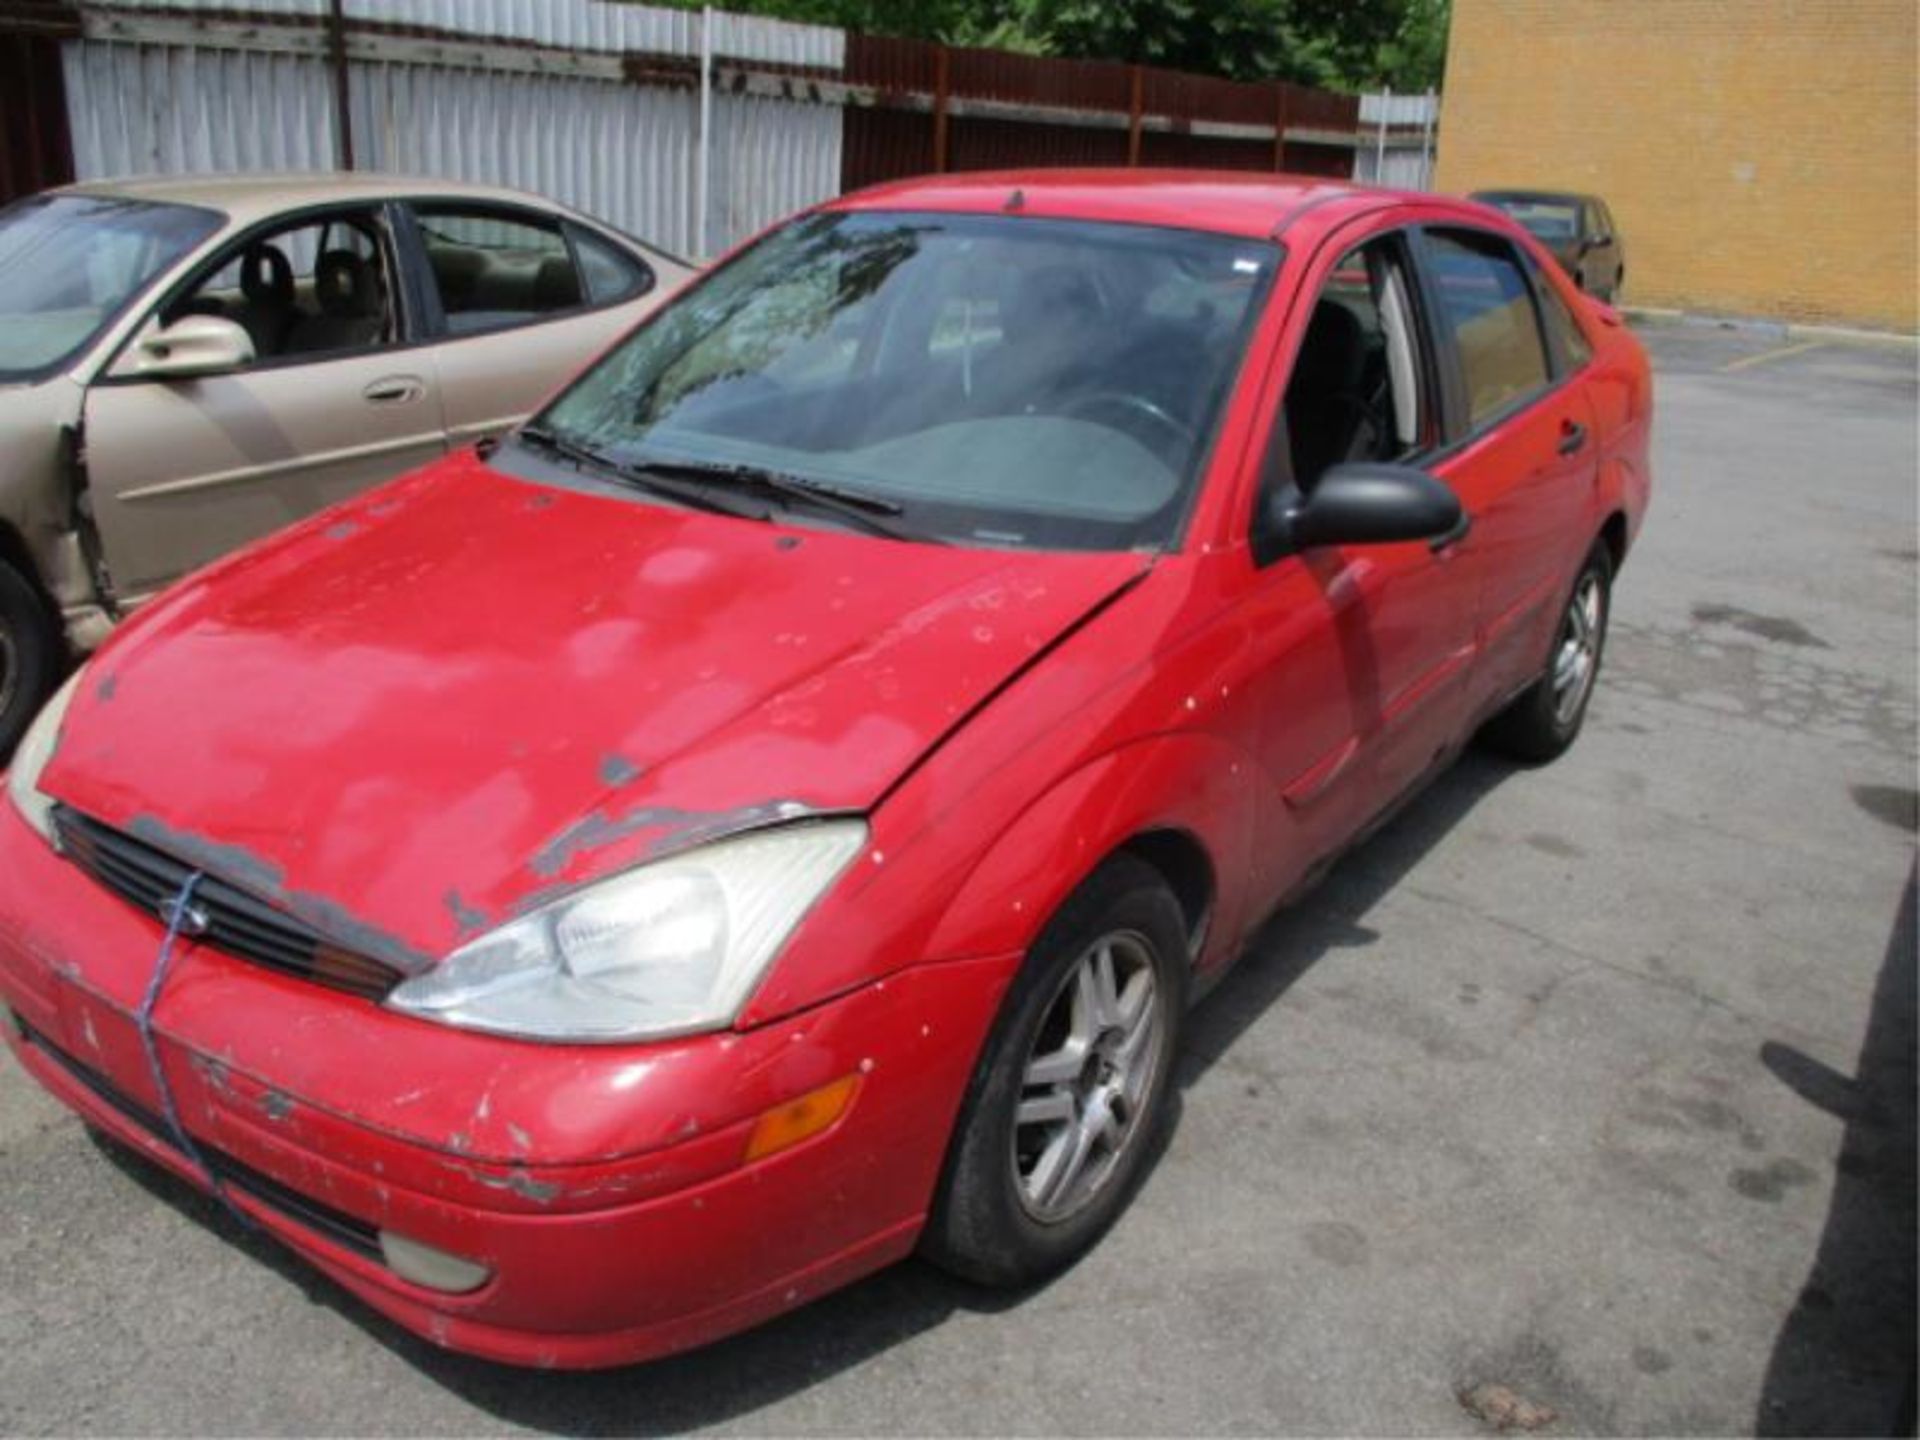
left=1, top=319, right=1914, bottom=1436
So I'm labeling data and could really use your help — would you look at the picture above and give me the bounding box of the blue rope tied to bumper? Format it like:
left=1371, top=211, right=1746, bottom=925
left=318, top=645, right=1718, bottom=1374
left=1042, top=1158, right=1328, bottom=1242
left=134, top=871, right=253, bottom=1232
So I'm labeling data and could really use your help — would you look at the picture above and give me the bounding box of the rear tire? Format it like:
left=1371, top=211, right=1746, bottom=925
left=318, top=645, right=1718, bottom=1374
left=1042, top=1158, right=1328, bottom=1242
left=1479, top=541, right=1612, bottom=764
left=0, top=563, right=59, bottom=763
left=920, top=855, right=1188, bottom=1287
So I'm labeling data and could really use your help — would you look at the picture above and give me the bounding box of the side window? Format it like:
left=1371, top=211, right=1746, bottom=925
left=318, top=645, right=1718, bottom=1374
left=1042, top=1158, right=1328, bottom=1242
left=1283, top=235, right=1430, bottom=492
left=1424, top=229, right=1551, bottom=429
left=166, top=210, right=398, bottom=363
left=1531, top=263, right=1594, bottom=371
left=413, top=207, right=585, bottom=335
left=568, top=225, right=654, bottom=306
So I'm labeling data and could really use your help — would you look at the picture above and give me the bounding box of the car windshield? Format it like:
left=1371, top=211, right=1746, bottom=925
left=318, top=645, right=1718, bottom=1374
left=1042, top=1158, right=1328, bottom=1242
left=537, top=211, right=1280, bottom=551
left=0, top=194, right=221, bottom=382
left=1485, top=197, right=1582, bottom=242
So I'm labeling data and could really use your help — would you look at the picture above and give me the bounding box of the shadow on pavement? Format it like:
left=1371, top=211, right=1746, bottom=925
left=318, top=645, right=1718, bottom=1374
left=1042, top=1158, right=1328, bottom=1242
left=1179, top=748, right=1515, bottom=1087
left=93, top=750, right=1519, bottom=1433
left=1754, top=864, right=1917, bottom=1437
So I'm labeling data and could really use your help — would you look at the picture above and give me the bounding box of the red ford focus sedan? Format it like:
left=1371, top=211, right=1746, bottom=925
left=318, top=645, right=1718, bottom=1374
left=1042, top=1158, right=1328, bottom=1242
left=0, top=172, right=1650, bottom=1368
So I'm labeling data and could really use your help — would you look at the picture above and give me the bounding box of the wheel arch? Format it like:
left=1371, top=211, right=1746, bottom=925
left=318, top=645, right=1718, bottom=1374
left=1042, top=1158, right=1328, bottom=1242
left=920, top=731, right=1257, bottom=974
left=1599, top=509, right=1630, bottom=573
left=0, top=518, right=62, bottom=635
left=1116, top=826, right=1216, bottom=958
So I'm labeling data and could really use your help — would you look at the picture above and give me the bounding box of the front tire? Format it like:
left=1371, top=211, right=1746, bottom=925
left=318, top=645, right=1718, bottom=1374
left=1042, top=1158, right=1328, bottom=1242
left=0, top=563, right=60, bottom=762
left=1479, top=540, right=1613, bottom=764
left=921, top=855, right=1188, bottom=1287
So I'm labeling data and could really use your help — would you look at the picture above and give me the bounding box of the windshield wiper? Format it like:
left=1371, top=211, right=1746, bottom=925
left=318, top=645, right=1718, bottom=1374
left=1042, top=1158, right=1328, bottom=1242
left=627, top=455, right=941, bottom=545
left=515, top=425, right=770, bottom=523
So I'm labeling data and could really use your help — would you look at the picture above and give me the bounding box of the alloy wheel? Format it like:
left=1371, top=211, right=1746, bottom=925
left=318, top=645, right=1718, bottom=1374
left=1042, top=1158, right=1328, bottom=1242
left=1551, top=571, right=1605, bottom=726
left=1012, top=930, right=1164, bottom=1224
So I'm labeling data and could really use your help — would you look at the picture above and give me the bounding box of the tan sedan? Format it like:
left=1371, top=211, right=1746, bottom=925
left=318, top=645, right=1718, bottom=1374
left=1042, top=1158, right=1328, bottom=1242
left=0, top=173, right=693, bottom=753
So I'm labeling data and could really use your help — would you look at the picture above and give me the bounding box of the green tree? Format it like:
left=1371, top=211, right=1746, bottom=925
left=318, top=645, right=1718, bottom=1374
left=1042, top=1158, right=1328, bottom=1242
left=651, top=0, right=1449, bottom=92
left=1369, top=0, right=1450, bottom=90
left=1027, top=0, right=1448, bottom=90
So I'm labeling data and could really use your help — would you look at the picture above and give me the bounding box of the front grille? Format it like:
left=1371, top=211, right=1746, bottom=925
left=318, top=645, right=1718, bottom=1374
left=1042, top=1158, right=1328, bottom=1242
left=22, top=1020, right=383, bottom=1261
left=52, top=807, right=401, bottom=1002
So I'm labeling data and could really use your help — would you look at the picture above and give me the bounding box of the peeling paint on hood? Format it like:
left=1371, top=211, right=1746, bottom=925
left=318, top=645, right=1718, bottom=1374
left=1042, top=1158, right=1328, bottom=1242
left=43, top=451, right=1152, bottom=966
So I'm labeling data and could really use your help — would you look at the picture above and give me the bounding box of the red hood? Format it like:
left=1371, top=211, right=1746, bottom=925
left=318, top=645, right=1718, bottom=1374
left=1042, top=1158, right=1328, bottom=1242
left=46, top=452, right=1149, bottom=969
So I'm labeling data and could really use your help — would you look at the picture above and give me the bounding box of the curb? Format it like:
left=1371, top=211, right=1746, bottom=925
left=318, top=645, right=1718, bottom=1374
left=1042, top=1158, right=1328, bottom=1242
left=1624, top=305, right=1917, bottom=349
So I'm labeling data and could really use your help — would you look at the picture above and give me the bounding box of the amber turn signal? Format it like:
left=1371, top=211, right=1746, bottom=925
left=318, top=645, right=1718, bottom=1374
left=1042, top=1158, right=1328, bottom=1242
left=743, top=1074, right=861, bottom=1163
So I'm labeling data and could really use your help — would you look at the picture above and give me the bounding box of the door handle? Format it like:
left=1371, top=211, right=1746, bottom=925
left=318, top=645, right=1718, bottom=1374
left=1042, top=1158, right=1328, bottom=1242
left=363, top=375, right=424, bottom=405
left=1556, top=419, right=1588, bottom=456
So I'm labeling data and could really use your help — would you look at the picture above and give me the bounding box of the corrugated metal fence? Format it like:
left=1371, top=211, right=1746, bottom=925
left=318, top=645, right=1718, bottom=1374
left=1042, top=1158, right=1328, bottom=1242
left=50, top=0, right=840, bottom=256
left=1353, top=89, right=1439, bottom=191
left=4, top=0, right=1392, bottom=257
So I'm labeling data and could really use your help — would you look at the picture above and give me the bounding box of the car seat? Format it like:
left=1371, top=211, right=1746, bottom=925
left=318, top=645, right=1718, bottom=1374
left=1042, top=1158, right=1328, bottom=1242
left=234, top=243, right=296, bottom=358
left=533, top=255, right=582, bottom=311
left=969, top=265, right=1105, bottom=415
left=288, top=250, right=384, bottom=355
left=1285, top=300, right=1378, bottom=489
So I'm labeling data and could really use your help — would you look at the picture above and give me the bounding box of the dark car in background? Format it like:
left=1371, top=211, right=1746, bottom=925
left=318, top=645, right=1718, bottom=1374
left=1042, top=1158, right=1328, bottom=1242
left=1471, top=190, right=1624, bottom=301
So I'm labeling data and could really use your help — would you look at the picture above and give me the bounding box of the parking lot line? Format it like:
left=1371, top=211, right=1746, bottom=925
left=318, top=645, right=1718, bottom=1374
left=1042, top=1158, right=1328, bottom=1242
left=1720, top=338, right=1829, bottom=372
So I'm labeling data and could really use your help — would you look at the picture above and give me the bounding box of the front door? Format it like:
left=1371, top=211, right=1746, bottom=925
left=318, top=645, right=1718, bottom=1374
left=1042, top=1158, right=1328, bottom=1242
left=1242, top=225, right=1478, bottom=893
left=81, top=205, right=445, bottom=602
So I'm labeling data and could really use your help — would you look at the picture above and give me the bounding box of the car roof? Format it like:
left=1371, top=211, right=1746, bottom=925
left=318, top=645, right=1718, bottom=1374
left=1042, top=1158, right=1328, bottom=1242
left=830, top=168, right=1455, bottom=242
left=53, top=171, right=575, bottom=226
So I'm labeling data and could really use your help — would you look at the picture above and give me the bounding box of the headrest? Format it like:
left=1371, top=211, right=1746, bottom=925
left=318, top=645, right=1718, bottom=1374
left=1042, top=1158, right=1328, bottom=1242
left=240, top=244, right=294, bottom=307
left=1292, top=300, right=1367, bottom=394
left=428, top=245, right=485, bottom=301
left=1002, top=265, right=1102, bottom=344
left=314, top=249, right=377, bottom=318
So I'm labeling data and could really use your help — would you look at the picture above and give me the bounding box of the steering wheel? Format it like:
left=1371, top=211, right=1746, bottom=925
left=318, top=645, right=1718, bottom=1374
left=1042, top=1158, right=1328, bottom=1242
left=1059, top=391, right=1198, bottom=463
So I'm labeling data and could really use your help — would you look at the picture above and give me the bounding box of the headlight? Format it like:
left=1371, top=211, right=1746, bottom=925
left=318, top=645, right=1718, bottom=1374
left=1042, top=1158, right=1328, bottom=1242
left=387, top=819, right=867, bottom=1043
left=6, top=669, right=85, bottom=847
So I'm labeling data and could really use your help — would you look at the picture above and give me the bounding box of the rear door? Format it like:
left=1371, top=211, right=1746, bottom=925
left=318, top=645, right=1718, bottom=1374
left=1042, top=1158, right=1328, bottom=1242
left=1413, top=225, right=1598, bottom=708
left=81, top=204, right=445, bottom=601
left=399, top=202, right=684, bottom=450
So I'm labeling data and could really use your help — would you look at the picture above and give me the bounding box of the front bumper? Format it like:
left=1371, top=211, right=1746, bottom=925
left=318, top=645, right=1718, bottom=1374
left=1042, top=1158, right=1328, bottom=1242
left=0, top=802, right=1012, bottom=1368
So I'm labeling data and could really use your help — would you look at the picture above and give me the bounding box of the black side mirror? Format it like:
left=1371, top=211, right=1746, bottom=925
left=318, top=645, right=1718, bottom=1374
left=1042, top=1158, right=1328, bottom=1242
left=1262, top=462, right=1465, bottom=559
left=1584, top=232, right=1612, bottom=251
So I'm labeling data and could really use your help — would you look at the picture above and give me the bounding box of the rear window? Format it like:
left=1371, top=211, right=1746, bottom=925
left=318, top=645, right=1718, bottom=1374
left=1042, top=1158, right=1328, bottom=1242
left=1426, top=228, right=1551, bottom=427
left=414, top=206, right=587, bottom=335
left=1483, top=196, right=1581, bottom=243
left=569, top=225, right=654, bottom=306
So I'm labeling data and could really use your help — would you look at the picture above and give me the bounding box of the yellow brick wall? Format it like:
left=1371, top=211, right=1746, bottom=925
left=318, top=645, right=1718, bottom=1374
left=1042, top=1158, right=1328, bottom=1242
left=1433, top=0, right=1918, bottom=331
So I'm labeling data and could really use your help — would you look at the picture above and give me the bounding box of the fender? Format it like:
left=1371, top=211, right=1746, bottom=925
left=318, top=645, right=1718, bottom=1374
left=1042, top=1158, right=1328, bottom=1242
left=922, top=730, right=1262, bottom=976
